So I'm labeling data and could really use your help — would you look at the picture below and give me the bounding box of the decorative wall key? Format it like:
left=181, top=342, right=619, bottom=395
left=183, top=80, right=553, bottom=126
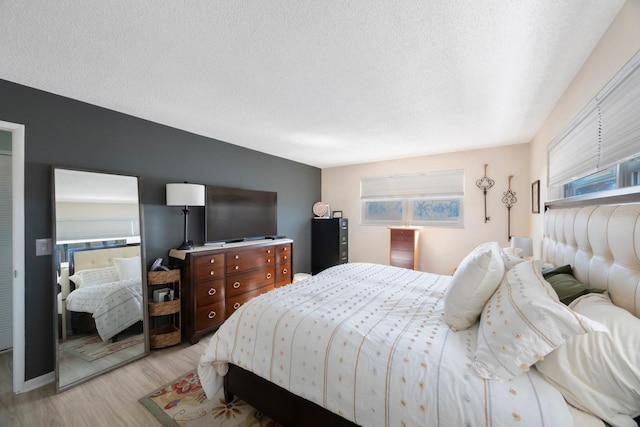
left=476, top=164, right=495, bottom=223
left=502, top=175, right=517, bottom=240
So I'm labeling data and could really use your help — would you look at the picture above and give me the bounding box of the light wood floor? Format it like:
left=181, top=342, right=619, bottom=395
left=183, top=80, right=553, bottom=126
left=0, top=338, right=209, bottom=426
left=58, top=333, right=145, bottom=387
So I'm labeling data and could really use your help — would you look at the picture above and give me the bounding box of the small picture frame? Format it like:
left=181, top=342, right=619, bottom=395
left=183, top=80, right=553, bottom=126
left=531, top=180, right=540, bottom=214
left=332, top=210, right=343, bottom=218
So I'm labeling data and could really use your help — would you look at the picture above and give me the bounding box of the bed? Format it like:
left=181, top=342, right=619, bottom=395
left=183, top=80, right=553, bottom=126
left=198, top=202, right=640, bottom=427
left=63, top=245, right=144, bottom=342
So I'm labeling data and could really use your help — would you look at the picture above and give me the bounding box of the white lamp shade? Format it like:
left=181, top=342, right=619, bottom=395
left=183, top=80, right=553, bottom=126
left=166, top=183, right=205, bottom=206
left=511, top=236, right=533, bottom=258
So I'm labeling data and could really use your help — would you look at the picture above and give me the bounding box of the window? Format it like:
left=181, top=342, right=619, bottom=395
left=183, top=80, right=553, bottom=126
left=563, top=155, right=640, bottom=198
left=548, top=50, right=640, bottom=201
left=360, top=170, right=464, bottom=227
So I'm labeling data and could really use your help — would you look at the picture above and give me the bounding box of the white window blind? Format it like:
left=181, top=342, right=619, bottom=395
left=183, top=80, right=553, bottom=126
left=548, top=50, right=640, bottom=190
left=547, top=101, right=601, bottom=187
left=598, top=53, right=640, bottom=170
left=361, top=169, right=464, bottom=199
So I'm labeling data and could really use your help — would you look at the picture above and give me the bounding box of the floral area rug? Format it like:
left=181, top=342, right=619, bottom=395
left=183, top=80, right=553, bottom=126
left=139, top=370, right=280, bottom=427
left=61, top=333, right=144, bottom=362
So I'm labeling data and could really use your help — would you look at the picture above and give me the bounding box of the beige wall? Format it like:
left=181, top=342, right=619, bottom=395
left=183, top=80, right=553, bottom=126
left=322, top=143, right=529, bottom=275
left=528, top=0, right=640, bottom=256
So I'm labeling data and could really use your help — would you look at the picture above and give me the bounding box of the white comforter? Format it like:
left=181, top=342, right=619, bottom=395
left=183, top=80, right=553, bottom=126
left=199, top=263, right=578, bottom=426
left=66, top=277, right=143, bottom=341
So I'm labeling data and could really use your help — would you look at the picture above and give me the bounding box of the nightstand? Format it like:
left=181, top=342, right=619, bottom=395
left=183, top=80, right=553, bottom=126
left=147, top=269, right=182, bottom=348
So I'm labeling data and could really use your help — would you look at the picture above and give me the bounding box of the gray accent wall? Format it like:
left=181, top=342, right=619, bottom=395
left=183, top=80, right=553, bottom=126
left=0, top=79, right=321, bottom=381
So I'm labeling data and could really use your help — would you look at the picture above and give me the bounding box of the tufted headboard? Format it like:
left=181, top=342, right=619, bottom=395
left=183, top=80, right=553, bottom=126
left=69, top=244, right=140, bottom=274
left=542, top=204, right=640, bottom=317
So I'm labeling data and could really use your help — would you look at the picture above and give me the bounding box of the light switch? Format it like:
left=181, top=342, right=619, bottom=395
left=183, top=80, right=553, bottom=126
left=35, top=238, right=52, bottom=256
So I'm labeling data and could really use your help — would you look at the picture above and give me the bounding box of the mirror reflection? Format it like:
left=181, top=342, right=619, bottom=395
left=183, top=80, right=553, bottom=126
left=53, top=168, right=147, bottom=391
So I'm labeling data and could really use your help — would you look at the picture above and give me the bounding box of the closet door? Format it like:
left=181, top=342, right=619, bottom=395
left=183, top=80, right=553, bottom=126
left=0, top=152, right=12, bottom=351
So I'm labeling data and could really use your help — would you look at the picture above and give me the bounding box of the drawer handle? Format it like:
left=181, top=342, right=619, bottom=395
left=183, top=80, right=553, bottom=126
left=283, top=255, right=288, bottom=260
left=209, top=270, right=215, bottom=276
left=267, top=249, right=271, bottom=254
left=234, top=255, right=239, bottom=260
left=209, top=258, right=215, bottom=264
left=233, top=281, right=241, bottom=289
left=233, top=302, right=241, bottom=310
left=208, top=311, right=216, bottom=319
left=267, top=259, right=272, bottom=263
left=282, top=268, right=288, bottom=274
left=235, top=265, right=239, bottom=270
left=283, top=247, right=288, bottom=251
left=266, top=273, right=272, bottom=279
left=208, top=288, right=216, bottom=296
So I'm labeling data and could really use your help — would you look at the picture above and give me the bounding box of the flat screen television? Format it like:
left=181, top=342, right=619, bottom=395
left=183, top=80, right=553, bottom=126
left=205, top=185, right=278, bottom=243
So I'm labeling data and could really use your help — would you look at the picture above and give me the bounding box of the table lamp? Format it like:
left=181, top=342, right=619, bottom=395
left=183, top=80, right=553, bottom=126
left=166, top=183, right=205, bottom=250
left=511, top=236, right=533, bottom=258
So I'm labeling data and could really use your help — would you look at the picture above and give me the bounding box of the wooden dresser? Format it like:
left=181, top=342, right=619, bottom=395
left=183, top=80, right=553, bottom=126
left=389, top=228, right=419, bottom=270
left=170, top=239, right=293, bottom=344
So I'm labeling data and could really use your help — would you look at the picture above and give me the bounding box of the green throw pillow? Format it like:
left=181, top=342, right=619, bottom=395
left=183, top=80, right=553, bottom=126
left=545, top=273, right=605, bottom=305
left=542, top=264, right=573, bottom=279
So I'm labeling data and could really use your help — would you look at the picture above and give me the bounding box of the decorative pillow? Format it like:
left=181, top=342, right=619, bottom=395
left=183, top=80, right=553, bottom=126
left=541, top=264, right=573, bottom=278
left=113, top=256, right=142, bottom=281
left=545, top=274, right=604, bottom=306
left=500, top=246, right=526, bottom=270
left=69, top=266, right=119, bottom=288
left=536, top=293, right=640, bottom=427
left=444, top=241, right=504, bottom=331
left=473, top=260, right=607, bottom=381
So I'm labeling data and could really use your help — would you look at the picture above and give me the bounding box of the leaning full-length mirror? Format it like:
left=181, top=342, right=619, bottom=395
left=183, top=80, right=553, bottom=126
left=53, top=167, right=148, bottom=391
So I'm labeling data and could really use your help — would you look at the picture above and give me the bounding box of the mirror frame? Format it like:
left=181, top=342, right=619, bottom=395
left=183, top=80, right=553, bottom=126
left=52, top=166, right=149, bottom=392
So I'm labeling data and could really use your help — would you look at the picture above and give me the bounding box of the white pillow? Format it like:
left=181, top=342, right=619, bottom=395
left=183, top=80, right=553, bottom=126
left=444, top=241, right=504, bottom=331
left=113, top=256, right=142, bottom=281
left=473, top=260, right=607, bottom=381
left=536, top=293, right=640, bottom=427
left=69, top=266, right=119, bottom=287
left=500, top=246, right=526, bottom=270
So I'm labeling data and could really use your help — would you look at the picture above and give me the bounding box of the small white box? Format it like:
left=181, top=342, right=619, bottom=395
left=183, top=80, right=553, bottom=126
left=153, top=288, right=170, bottom=303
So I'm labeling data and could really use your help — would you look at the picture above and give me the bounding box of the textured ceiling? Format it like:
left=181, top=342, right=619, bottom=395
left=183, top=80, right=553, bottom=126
left=0, top=1, right=626, bottom=168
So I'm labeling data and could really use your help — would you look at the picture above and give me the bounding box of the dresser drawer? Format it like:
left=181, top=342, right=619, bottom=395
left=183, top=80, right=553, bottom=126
left=340, top=245, right=348, bottom=263
left=195, top=300, right=225, bottom=331
left=391, top=240, right=415, bottom=252
left=195, top=278, right=225, bottom=306
left=276, top=243, right=292, bottom=264
left=390, top=229, right=416, bottom=242
left=226, top=267, right=275, bottom=298
left=225, top=285, right=274, bottom=317
left=390, top=259, right=415, bottom=270
left=194, top=254, right=225, bottom=281
left=390, top=249, right=415, bottom=262
left=226, top=248, right=274, bottom=273
left=275, top=261, right=292, bottom=287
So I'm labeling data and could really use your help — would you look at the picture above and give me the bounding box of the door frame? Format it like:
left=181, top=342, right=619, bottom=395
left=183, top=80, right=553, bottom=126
left=0, top=120, right=25, bottom=393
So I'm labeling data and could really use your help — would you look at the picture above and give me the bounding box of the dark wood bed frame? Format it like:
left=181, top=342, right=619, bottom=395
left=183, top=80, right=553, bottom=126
left=224, top=363, right=359, bottom=426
